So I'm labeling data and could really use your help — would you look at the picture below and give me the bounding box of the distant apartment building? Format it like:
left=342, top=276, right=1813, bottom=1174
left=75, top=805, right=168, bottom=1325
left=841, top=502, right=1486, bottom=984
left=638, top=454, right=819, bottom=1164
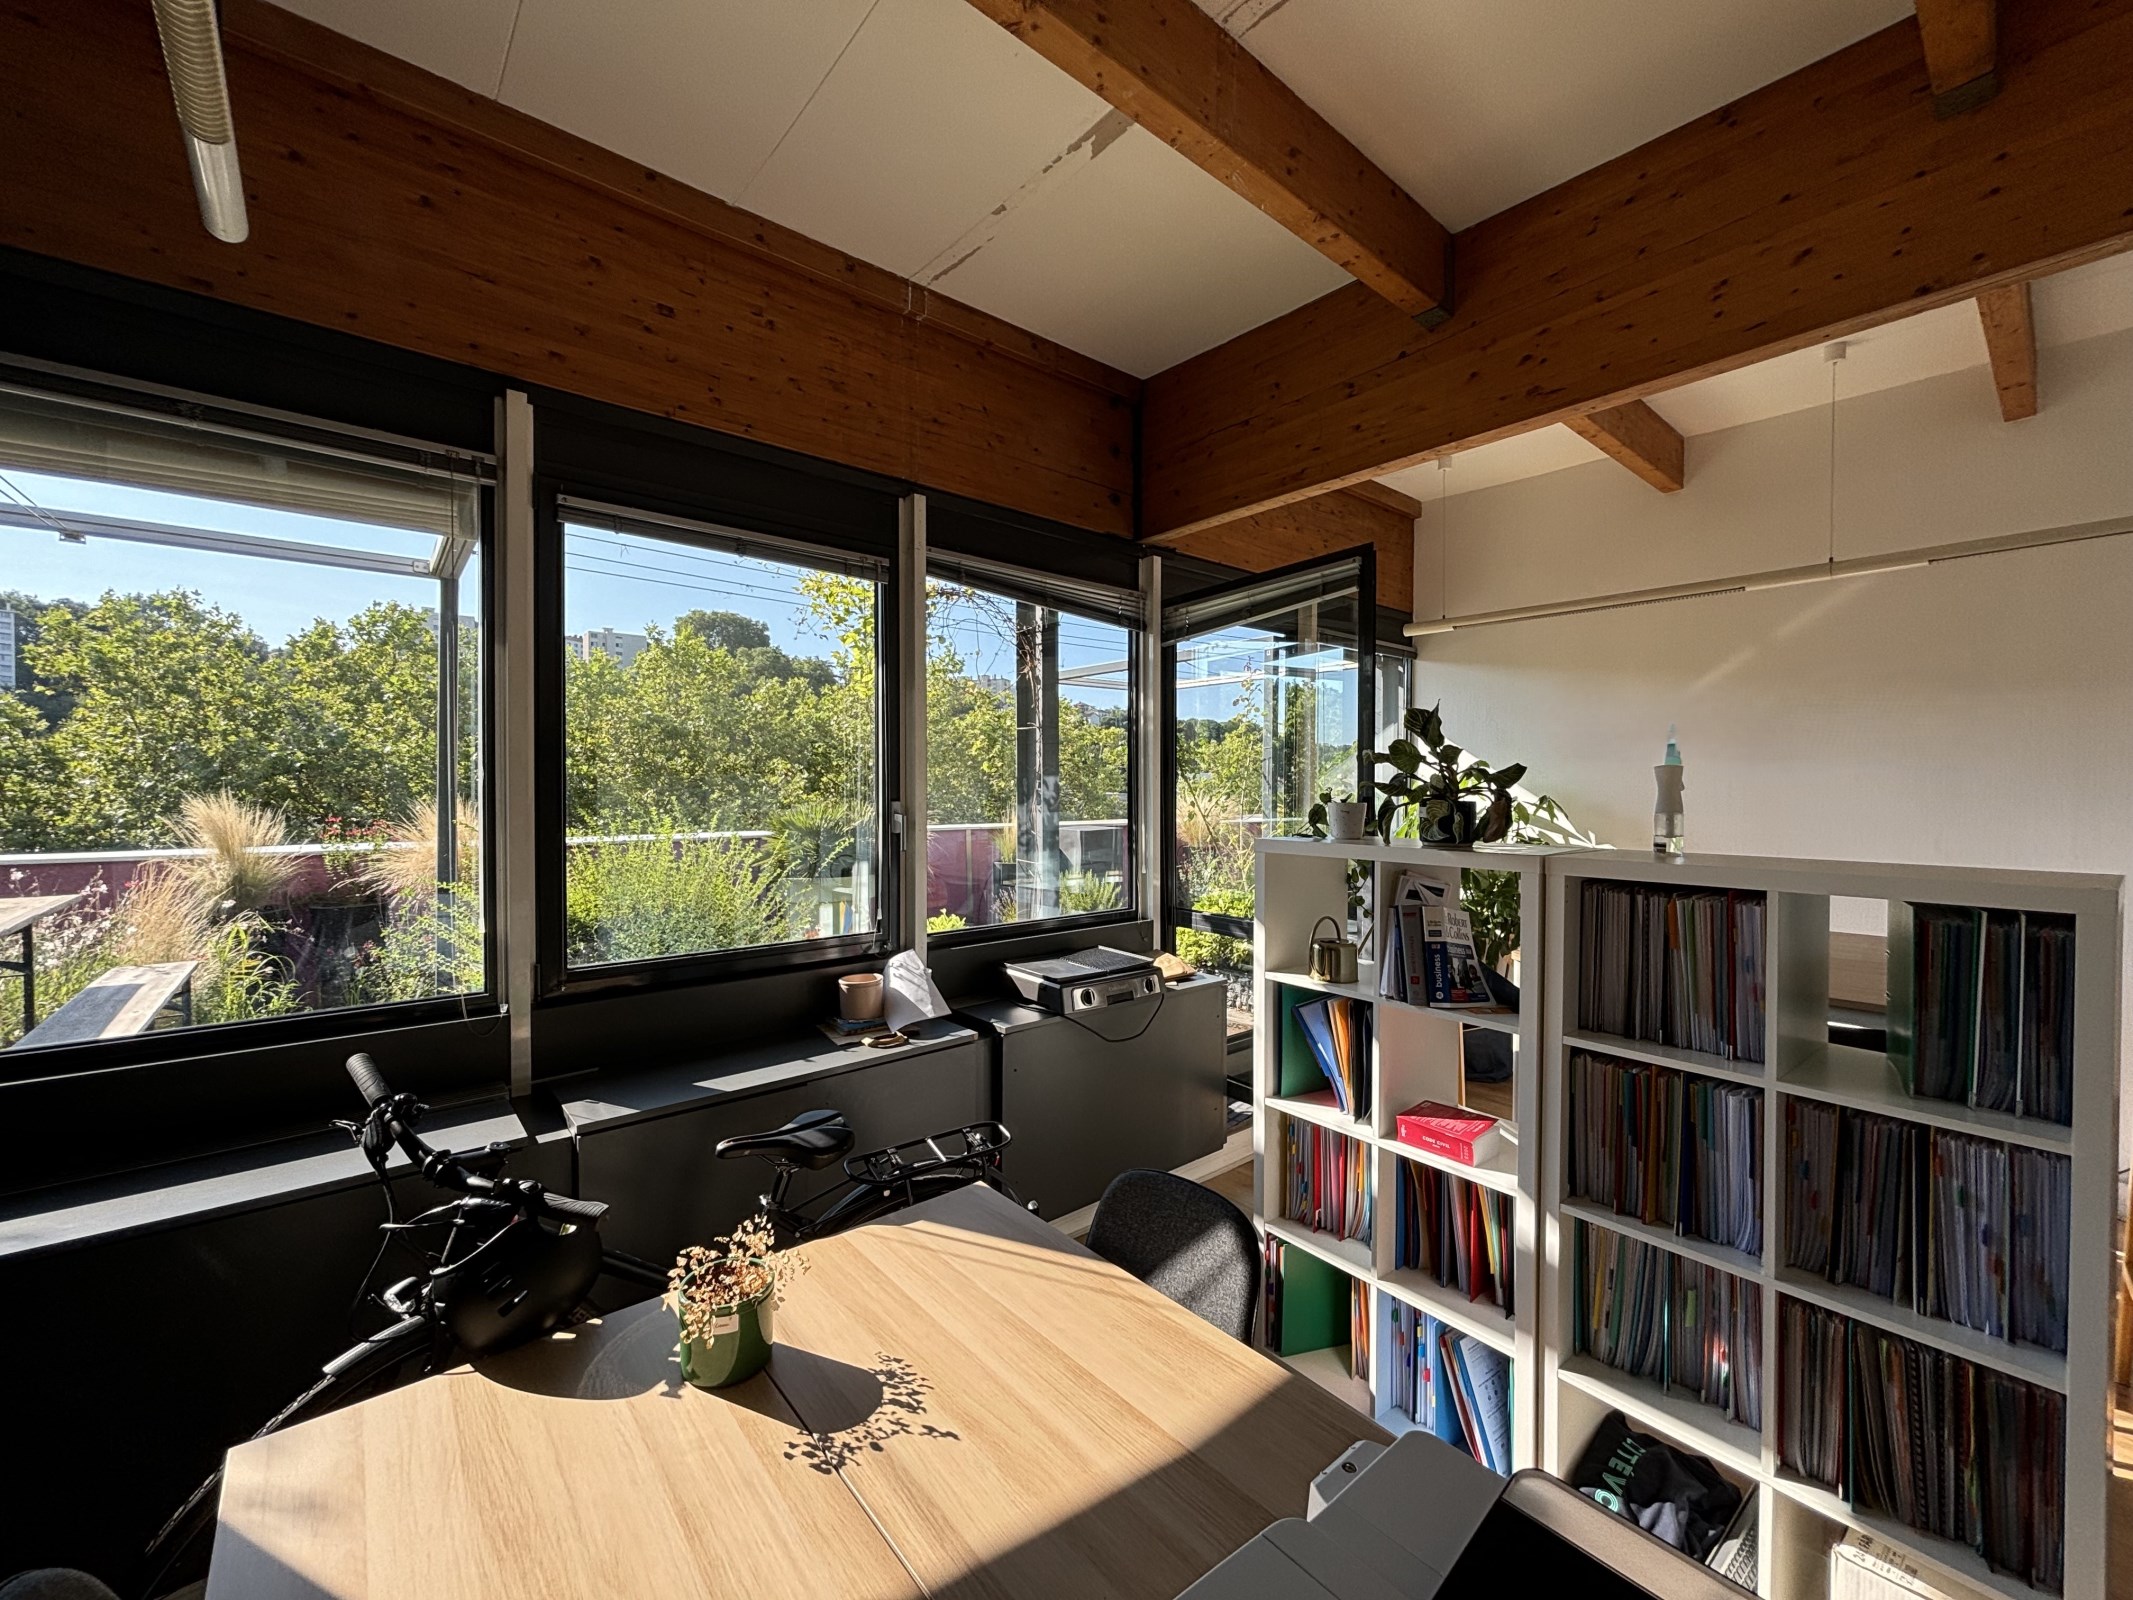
left=569, top=627, right=650, bottom=667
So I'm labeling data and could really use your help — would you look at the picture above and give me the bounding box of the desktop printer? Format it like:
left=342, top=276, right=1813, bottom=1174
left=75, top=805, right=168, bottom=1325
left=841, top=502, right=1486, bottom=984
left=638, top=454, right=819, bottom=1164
left=1000, top=946, right=1160, bottom=1015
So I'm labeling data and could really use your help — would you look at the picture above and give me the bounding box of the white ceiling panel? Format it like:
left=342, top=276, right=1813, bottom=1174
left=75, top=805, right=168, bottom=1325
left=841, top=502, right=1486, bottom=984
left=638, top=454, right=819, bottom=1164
left=737, top=0, right=1112, bottom=279
left=923, top=124, right=1351, bottom=376
left=1379, top=429, right=1606, bottom=503
left=1213, top=0, right=1913, bottom=230
left=497, top=0, right=878, bottom=203
left=266, top=0, right=521, bottom=93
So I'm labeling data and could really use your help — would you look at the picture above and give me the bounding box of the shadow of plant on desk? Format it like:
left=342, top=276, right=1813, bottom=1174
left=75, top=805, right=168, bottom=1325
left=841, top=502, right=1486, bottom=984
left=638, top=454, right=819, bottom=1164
left=782, top=1352, right=961, bottom=1474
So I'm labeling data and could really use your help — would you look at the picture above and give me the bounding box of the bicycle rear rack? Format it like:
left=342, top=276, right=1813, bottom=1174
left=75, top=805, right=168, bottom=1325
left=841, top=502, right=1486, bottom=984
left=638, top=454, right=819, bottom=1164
left=843, top=1121, right=1011, bottom=1187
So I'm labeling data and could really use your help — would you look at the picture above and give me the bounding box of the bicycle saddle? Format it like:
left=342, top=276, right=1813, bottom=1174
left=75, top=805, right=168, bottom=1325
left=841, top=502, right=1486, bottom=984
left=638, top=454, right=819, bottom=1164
left=715, top=1109, right=855, bottom=1170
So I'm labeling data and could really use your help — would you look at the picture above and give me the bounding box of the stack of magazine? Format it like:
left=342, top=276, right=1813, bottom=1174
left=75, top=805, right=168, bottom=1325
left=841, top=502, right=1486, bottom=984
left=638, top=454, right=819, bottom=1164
left=1281, top=1119, right=1372, bottom=1245
left=1888, top=903, right=2075, bottom=1124
left=1573, top=1220, right=1762, bottom=1428
left=1293, top=994, right=1372, bottom=1119
left=1385, top=1301, right=1513, bottom=1474
left=1782, top=1297, right=2065, bottom=1594
left=1565, top=1049, right=1762, bottom=1258
left=1391, top=1159, right=1513, bottom=1316
left=1378, top=870, right=1503, bottom=1011
left=1781, top=1100, right=2069, bottom=1353
left=1578, top=882, right=1766, bottom=1062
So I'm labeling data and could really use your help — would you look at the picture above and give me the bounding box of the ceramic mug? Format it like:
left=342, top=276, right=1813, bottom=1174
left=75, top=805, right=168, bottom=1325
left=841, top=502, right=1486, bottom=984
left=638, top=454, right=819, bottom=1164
left=839, top=972, right=885, bottom=1021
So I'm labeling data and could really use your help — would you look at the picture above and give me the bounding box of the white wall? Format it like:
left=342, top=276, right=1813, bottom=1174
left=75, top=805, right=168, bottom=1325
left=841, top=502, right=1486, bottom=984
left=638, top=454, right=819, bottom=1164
left=1413, top=325, right=2133, bottom=1165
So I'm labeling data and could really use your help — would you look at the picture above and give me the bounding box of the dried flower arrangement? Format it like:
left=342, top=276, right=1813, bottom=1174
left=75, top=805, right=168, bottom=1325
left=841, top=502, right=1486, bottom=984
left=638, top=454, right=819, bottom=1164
left=669, top=1213, right=788, bottom=1342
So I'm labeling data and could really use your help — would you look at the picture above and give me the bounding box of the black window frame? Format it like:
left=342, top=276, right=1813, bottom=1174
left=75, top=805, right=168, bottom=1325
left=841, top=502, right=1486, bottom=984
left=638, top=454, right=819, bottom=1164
left=532, top=464, right=904, bottom=1001
left=0, top=362, right=506, bottom=1088
left=920, top=551, right=1143, bottom=949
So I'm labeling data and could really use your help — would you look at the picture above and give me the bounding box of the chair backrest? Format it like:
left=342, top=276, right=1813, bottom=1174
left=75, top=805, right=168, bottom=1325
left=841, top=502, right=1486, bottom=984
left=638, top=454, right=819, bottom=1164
left=1085, top=1169, right=1260, bottom=1342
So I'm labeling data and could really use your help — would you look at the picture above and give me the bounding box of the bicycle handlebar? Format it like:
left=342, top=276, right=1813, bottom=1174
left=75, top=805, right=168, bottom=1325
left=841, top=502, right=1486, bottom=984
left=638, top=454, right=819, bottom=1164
left=343, top=1053, right=607, bottom=1228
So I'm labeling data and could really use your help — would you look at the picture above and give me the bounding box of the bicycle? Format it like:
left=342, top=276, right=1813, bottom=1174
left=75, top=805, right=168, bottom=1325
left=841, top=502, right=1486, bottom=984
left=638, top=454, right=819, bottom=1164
left=139, top=1059, right=1025, bottom=1596
left=715, top=1108, right=1028, bottom=1243
left=138, top=1052, right=668, bottom=1598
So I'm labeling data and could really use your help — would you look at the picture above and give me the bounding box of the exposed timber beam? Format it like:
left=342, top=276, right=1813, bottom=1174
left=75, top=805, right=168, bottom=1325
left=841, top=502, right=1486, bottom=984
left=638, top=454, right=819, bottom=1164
left=1975, top=281, right=2040, bottom=420
left=1138, top=0, right=2133, bottom=540
left=961, top=0, right=1453, bottom=323
left=1915, top=0, right=1999, bottom=115
left=1162, top=487, right=1413, bottom=613
left=1564, top=401, right=1686, bottom=493
left=1342, top=481, right=1424, bottom=519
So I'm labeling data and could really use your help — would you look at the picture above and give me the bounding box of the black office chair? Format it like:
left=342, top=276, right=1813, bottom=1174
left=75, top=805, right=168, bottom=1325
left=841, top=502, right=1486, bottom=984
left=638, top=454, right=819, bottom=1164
left=1085, top=1169, right=1260, bottom=1343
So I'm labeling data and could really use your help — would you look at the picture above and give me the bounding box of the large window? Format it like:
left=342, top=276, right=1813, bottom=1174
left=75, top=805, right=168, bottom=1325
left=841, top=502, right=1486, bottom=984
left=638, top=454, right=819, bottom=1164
left=0, top=385, right=487, bottom=1056
left=1166, top=556, right=1372, bottom=1038
left=559, top=508, right=884, bottom=969
left=924, top=567, right=1133, bottom=934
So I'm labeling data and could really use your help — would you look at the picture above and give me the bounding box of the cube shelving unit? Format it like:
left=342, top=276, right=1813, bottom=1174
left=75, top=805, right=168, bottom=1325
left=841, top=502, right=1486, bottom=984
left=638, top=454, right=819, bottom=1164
left=1251, top=837, right=2120, bottom=1600
left=1252, top=836, right=1565, bottom=1466
left=1541, top=851, right=2118, bottom=1600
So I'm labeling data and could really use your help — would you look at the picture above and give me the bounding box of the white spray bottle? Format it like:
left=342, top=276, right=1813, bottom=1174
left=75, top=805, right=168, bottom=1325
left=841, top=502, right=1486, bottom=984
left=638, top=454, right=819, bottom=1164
left=1653, top=725, right=1685, bottom=856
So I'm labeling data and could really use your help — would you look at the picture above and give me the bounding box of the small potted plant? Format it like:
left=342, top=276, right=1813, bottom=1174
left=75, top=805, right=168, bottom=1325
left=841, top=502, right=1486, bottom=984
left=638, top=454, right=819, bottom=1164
left=1370, top=704, right=1527, bottom=847
left=671, top=1213, right=788, bottom=1389
left=1303, top=790, right=1371, bottom=842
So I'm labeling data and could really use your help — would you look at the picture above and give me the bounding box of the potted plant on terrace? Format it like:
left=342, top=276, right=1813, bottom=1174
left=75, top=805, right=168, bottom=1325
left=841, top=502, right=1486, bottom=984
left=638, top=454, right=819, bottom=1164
left=671, top=1213, right=790, bottom=1390
left=1370, top=704, right=1527, bottom=847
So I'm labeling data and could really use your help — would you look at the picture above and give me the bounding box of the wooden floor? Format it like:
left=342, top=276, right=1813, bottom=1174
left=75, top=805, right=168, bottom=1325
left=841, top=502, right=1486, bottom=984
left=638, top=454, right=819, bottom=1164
left=2111, top=1407, right=2133, bottom=1600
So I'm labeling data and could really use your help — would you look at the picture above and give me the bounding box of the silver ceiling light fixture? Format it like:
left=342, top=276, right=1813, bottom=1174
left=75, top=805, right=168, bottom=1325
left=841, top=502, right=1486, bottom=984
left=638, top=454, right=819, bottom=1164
left=151, top=0, right=249, bottom=243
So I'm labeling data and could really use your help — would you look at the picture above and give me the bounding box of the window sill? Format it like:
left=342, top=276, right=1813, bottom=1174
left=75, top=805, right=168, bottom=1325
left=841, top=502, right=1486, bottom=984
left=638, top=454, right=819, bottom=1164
left=0, top=1094, right=541, bottom=1264
left=550, top=1017, right=979, bottom=1136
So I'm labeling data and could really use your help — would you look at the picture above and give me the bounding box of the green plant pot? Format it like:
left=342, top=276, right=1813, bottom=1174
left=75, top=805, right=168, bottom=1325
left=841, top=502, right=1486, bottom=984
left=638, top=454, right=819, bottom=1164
left=677, top=1285, right=775, bottom=1390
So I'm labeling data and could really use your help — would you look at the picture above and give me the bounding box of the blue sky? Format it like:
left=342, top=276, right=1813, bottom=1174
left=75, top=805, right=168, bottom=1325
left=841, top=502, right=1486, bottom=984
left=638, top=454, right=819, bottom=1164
left=0, top=470, right=1126, bottom=710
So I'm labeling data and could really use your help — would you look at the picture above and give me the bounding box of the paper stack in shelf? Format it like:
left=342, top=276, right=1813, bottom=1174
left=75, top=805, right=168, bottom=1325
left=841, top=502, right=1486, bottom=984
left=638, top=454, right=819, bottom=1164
left=1829, top=1529, right=1964, bottom=1600
left=1577, top=882, right=1765, bottom=1062
left=1294, top=994, right=1372, bottom=1118
left=1574, top=1221, right=1761, bottom=1428
left=1781, top=1101, right=2070, bottom=1353
left=1393, top=1159, right=1513, bottom=1315
left=1387, top=1300, right=1512, bottom=1475
left=1888, top=904, right=2075, bottom=1124
left=1566, top=1049, right=1762, bottom=1257
left=1282, top=1119, right=1372, bottom=1245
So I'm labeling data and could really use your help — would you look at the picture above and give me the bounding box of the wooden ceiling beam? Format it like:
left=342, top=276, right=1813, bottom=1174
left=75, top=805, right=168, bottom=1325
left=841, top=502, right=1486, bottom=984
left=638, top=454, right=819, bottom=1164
left=1138, top=0, right=2133, bottom=540
left=1563, top=401, right=1686, bottom=493
left=961, top=0, right=1453, bottom=323
left=1341, top=480, right=1424, bottom=519
left=1975, top=281, right=2040, bottom=420
left=1915, top=0, right=1999, bottom=115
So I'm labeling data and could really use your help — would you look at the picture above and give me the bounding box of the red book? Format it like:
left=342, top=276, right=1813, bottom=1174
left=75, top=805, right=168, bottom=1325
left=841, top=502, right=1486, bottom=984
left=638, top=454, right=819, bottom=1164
left=1394, top=1101, right=1504, bottom=1167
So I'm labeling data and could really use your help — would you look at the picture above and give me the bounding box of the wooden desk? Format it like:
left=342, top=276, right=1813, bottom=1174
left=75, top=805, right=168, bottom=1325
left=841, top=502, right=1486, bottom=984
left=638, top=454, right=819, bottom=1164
left=211, top=1184, right=1381, bottom=1600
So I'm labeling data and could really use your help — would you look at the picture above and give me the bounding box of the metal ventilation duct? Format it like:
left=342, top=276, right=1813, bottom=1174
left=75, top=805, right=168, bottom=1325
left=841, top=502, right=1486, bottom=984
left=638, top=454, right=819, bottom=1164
left=151, top=0, right=248, bottom=243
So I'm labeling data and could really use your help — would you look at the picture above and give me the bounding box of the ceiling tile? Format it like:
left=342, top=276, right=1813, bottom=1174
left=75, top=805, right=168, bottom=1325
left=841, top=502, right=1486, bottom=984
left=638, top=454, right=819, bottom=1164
left=1222, top=0, right=1914, bottom=229
left=497, top=0, right=878, bottom=203
left=737, top=0, right=1113, bottom=279
left=924, top=124, right=1351, bottom=376
left=266, top=0, right=521, bottom=93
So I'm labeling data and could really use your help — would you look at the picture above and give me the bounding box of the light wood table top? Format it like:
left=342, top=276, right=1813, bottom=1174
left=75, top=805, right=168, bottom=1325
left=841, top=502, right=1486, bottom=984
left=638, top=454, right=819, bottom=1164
left=0, top=892, right=81, bottom=940
left=209, top=1296, right=923, bottom=1600
left=211, top=1183, right=1381, bottom=1600
left=767, top=1184, right=1382, bottom=1599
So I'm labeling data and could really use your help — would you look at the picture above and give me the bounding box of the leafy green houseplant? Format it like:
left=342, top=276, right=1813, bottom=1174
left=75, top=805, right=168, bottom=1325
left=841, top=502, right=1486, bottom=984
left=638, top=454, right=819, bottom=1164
left=1370, top=704, right=1527, bottom=847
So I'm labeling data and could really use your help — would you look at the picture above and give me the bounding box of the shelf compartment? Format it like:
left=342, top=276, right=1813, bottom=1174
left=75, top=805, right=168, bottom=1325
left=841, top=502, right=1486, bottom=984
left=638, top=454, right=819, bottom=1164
left=1266, top=965, right=1383, bottom=1008
left=1265, top=1091, right=1372, bottom=1142
left=1768, top=1471, right=2048, bottom=1600
left=1273, top=1344, right=1373, bottom=1419
left=1563, top=1030, right=1767, bottom=1085
left=1774, top=1042, right=2073, bottom=1155
left=1558, top=1198, right=1764, bottom=1282
left=1555, top=1355, right=1764, bottom=1479
left=1770, top=1267, right=2068, bottom=1393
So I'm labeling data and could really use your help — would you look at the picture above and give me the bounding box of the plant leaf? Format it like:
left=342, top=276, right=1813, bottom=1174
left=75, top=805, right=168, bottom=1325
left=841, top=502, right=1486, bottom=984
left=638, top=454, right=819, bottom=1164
left=1386, top=739, right=1423, bottom=775
left=1492, top=762, right=1527, bottom=789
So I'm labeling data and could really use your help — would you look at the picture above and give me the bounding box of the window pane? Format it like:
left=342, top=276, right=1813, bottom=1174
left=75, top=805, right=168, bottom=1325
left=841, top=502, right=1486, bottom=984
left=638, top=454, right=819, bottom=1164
left=1172, top=593, right=1361, bottom=1036
left=562, top=519, right=881, bottom=966
left=925, top=581, right=1130, bottom=932
left=0, top=390, right=486, bottom=1055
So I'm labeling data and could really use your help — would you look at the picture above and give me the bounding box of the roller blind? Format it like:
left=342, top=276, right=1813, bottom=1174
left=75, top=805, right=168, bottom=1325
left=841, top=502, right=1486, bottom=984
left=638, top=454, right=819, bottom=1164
left=0, top=387, right=482, bottom=543
left=928, top=548, right=1142, bottom=627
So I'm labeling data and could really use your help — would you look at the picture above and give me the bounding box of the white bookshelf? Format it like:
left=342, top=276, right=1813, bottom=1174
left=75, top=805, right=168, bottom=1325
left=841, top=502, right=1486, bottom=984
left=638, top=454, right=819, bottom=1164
left=1251, top=837, right=1566, bottom=1471
left=1540, top=850, right=2119, bottom=1600
left=1249, top=839, right=2120, bottom=1600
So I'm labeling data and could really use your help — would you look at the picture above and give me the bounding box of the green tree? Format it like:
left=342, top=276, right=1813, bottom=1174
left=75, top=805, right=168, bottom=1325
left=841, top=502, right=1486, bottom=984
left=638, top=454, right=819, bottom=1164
left=676, top=609, right=770, bottom=652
